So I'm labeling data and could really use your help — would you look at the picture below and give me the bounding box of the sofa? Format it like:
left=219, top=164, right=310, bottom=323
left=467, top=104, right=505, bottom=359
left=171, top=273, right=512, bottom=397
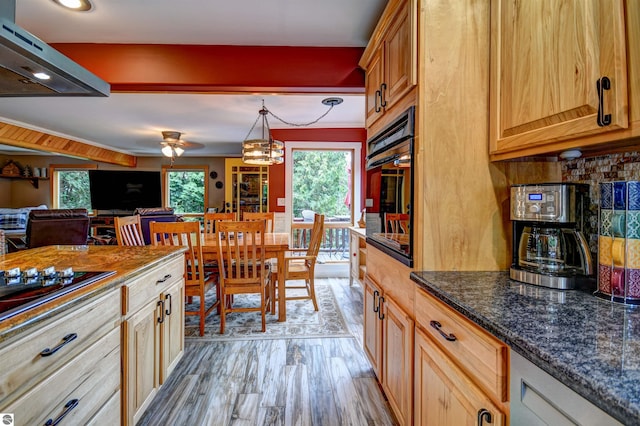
left=0, top=205, right=48, bottom=236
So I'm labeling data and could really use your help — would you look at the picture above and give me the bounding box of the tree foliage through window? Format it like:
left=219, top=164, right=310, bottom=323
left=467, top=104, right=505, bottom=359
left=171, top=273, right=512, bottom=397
left=292, top=150, right=350, bottom=219
left=167, top=170, right=205, bottom=214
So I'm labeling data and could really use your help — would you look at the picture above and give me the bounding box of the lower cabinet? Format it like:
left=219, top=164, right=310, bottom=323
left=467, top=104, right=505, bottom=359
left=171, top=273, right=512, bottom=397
left=363, top=275, right=414, bottom=426
left=414, top=287, right=508, bottom=426
left=349, top=228, right=366, bottom=286
left=122, top=256, right=185, bottom=425
left=0, top=288, right=121, bottom=425
left=415, top=328, right=505, bottom=425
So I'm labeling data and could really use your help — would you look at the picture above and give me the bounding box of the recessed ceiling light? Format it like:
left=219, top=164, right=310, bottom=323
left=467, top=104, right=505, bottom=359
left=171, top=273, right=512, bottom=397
left=51, top=0, right=93, bottom=12
left=32, top=72, right=51, bottom=80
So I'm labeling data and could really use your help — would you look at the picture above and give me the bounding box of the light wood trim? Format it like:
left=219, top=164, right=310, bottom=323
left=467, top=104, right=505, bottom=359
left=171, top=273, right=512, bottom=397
left=49, top=163, right=99, bottom=209
left=0, top=121, right=136, bottom=167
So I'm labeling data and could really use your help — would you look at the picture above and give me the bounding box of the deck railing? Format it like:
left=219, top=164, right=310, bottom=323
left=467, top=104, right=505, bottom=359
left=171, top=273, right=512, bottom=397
left=290, top=220, right=352, bottom=262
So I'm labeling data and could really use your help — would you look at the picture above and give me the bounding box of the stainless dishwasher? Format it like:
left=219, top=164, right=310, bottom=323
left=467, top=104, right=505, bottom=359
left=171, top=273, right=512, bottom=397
left=510, top=350, right=621, bottom=425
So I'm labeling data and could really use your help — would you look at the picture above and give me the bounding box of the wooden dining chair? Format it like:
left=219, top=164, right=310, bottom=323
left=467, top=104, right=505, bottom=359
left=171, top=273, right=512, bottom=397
left=150, top=221, right=219, bottom=336
left=243, top=211, right=275, bottom=232
left=203, top=212, right=236, bottom=235
left=384, top=213, right=410, bottom=233
left=114, top=214, right=145, bottom=246
left=271, top=213, right=325, bottom=312
left=217, top=220, right=271, bottom=333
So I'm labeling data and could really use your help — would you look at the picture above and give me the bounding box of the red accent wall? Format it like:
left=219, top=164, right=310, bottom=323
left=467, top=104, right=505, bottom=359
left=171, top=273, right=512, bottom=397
left=52, top=44, right=366, bottom=93
left=268, top=128, right=367, bottom=212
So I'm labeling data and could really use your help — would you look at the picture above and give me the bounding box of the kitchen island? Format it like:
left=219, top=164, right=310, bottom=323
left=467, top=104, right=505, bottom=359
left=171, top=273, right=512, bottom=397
left=0, top=245, right=186, bottom=425
left=410, top=271, right=640, bottom=424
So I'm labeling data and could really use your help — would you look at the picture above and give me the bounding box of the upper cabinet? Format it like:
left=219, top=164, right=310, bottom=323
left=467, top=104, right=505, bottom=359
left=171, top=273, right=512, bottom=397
left=490, top=0, right=631, bottom=160
left=360, top=0, right=417, bottom=132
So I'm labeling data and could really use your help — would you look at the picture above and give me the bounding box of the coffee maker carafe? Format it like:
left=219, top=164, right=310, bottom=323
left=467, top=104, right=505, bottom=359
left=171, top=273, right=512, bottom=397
left=510, top=183, right=593, bottom=289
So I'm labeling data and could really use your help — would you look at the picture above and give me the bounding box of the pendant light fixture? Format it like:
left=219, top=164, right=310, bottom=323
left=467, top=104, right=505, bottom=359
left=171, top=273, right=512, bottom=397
left=242, top=97, right=343, bottom=166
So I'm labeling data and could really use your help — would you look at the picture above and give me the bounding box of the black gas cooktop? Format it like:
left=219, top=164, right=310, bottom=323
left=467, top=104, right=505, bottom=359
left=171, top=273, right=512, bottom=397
left=0, top=268, right=116, bottom=322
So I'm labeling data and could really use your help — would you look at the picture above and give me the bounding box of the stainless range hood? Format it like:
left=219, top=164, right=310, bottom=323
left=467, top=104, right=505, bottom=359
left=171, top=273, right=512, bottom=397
left=0, top=1, right=109, bottom=97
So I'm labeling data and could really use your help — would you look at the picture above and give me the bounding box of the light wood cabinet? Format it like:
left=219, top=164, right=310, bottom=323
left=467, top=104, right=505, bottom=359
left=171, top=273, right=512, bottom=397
left=415, top=328, right=505, bottom=426
left=360, top=0, right=417, bottom=130
left=0, top=288, right=121, bottom=424
left=349, top=227, right=367, bottom=286
left=414, top=287, right=508, bottom=426
left=490, top=0, right=629, bottom=159
left=363, top=275, right=414, bottom=426
left=122, top=256, right=185, bottom=425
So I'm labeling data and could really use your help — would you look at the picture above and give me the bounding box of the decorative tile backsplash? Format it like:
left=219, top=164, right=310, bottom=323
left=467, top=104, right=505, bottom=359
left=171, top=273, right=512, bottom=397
left=562, top=152, right=640, bottom=254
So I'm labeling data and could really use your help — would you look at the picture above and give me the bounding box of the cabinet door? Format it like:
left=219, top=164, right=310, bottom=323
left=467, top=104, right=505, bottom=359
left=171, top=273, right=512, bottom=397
left=382, top=296, right=414, bottom=426
left=490, top=0, right=628, bottom=154
left=363, top=276, right=383, bottom=378
left=161, top=280, right=184, bottom=383
left=365, top=46, right=385, bottom=128
left=384, top=0, right=416, bottom=111
left=124, top=299, right=161, bottom=426
left=415, top=329, right=505, bottom=426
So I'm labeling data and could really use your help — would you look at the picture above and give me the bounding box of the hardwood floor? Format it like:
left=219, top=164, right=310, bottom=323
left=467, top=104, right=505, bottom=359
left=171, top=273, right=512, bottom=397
left=138, top=278, right=398, bottom=426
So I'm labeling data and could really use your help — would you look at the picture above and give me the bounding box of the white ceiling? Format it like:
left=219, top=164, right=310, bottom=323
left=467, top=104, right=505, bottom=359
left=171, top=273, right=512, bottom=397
left=0, top=0, right=386, bottom=157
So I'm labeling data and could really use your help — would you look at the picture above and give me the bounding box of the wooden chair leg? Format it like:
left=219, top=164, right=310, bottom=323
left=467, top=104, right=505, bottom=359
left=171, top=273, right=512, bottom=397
left=220, top=293, right=226, bottom=334
left=309, top=277, right=318, bottom=311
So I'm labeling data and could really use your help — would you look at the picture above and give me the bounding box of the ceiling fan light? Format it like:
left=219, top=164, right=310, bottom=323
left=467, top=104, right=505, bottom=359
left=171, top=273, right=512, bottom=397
left=174, top=146, right=184, bottom=156
left=161, top=145, right=173, bottom=157
left=52, top=0, right=93, bottom=11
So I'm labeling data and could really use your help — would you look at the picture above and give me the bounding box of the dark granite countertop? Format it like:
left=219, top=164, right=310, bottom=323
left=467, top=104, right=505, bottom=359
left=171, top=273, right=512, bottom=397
left=410, top=271, right=640, bottom=425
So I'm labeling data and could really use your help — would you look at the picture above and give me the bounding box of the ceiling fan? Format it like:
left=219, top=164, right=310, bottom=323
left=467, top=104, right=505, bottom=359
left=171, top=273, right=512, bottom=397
left=160, top=131, right=203, bottom=162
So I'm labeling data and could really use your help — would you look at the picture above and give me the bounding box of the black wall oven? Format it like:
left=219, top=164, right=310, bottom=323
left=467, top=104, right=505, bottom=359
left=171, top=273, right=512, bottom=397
left=365, top=107, right=414, bottom=267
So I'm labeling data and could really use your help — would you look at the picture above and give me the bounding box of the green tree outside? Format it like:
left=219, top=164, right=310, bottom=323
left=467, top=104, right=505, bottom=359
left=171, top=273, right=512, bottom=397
left=167, top=170, right=205, bottom=214
left=292, top=151, right=350, bottom=219
left=59, top=171, right=92, bottom=210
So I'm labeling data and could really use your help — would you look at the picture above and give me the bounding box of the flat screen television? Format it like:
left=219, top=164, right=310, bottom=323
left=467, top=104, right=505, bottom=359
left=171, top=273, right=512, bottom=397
left=89, top=170, right=162, bottom=212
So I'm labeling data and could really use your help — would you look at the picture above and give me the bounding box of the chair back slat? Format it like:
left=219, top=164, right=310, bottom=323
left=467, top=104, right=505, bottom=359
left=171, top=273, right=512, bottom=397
left=114, top=215, right=145, bottom=246
left=217, top=220, right=265, bottom=282
left=204, top=212, right=236, bottom=235
left=242, top=212, right=275, bottom=233
left=306, top=214, right=325, bottom=267
left=150, top=221, right=203, bottom=288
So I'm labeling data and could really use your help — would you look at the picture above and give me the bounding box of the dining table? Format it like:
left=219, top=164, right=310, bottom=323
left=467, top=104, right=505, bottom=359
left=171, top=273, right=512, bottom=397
left=201, top=232, right=291, bottom=321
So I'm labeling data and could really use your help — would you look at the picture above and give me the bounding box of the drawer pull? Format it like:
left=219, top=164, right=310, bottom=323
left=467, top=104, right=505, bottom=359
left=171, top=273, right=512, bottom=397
left=44, top=398, right=79, bottom=426
left=157, top=300, right=165, bottom=324
left=477, top=408, right=492, bottom=425
left=596, top=76, right=612, bottom=127
left=430, top=320, right=457, bottom=342
left=165, top=293, right=172, bottom=316
left=40, top=333, right=77, bottom=357
left=377, top=296, right=385, bottom=320
left=156, top=274, right=172, bottom=284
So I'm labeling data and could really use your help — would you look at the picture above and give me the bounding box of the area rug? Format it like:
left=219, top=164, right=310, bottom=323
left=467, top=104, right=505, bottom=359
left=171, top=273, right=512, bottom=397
left=184, top=283, right=352, bottom=340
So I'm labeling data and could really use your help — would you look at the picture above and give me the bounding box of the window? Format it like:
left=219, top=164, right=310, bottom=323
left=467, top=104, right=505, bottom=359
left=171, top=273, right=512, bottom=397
left=162, top=165, right=208, bottom=217
left=51, top=164, right=96, bottom=210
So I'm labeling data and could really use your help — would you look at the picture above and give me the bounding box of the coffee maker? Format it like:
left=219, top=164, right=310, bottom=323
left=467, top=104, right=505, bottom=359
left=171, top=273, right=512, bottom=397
left=510, top=183, right=593, bottom=289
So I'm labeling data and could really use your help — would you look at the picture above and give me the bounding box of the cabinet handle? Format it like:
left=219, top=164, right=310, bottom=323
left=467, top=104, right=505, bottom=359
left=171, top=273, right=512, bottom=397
left=157, top=299, right=165, bottom=324
left=377, top=296, right=385, bottom=320
left=597, top=76, right=612, bottom=127
left=477, top=408, right=492, bottom=425
left=373, top=290, right=380, bottom=313
left=156, top=274, right=172, bottom=284
left=40, top=333, right=77, bottom=357
left=374, top=89, right=382, bottom=112
left=379, top=83, right=387, bottom=108
left=165, top=293, right=172, bottom=316
left=430, top=320, right=457, bottom=342
left=44, top=398, right=79, bottom=426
